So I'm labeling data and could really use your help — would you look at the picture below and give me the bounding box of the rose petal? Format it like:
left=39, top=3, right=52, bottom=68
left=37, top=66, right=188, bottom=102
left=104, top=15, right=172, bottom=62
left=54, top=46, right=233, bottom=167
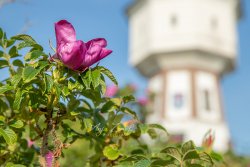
left=86, top=38, right=107, bottom=48
left=82, top=45, right=112, bottom=68
left=55, top=20, right=76, bottom=47
left=83, top=44, right=103, bottom=67
left=100, top=48, right=112, bottom=59
left=57, top=40, right=86, bottom=70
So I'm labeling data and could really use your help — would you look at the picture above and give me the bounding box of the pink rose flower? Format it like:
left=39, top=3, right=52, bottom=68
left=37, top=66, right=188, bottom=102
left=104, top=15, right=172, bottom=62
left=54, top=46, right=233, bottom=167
left=105, top=85, right=118, bottom=97
left=52, top=20, right=112, bottom=71
left=45, top=151, right=54, bottom=167
left=137, top=97, right=149, bottom=106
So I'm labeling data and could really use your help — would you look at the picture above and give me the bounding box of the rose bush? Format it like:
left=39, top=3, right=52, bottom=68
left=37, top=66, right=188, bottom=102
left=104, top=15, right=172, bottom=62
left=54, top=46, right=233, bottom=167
left=0, top=20, right=219, bottom=166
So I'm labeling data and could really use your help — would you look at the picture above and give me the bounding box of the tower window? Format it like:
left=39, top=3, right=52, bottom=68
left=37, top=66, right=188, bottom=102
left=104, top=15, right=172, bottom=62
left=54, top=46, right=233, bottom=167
left=203, top=90, right=211, bottom=111
left=170, top=15, right=178, bottom=27
left=173, top=93, right=184, bottom=109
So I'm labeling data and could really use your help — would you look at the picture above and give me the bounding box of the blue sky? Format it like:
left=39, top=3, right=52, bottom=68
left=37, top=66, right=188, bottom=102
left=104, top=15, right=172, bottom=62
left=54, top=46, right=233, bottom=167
left=0, top=0, right=250, bottom=155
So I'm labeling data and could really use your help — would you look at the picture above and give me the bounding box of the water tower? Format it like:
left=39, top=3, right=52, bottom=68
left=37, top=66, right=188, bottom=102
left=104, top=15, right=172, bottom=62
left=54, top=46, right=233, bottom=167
left=127, top=0, right=241, bottom=152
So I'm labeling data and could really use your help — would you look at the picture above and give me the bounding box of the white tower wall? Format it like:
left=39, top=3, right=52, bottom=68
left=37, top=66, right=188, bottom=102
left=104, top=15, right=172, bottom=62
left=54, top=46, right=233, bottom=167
left=127, top=0, right=241, bottom=152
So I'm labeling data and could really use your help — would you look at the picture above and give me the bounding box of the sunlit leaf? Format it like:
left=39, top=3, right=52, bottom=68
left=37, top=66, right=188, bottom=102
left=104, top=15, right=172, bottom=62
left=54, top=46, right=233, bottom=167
left=161, top=147, right=182, bottom=163
left=121, top=107, right=137, bottom=118
left=13, top=88, right=24, bottom=111
left=134, top=159, right=151, bottom=167
left=0, top=59, right=8, bottom=69
left=98, top=66, right=118, bottom=85
left=139, top=124, right=149, bottom=134
left=0, top=128, right=17, bottom=145
left=24, top=50, right=44, bottom=61
left=0, top=84, right=13, bottom=94
left=181, top=140, right=196, bottom=155
left=12, top=59, right=23, bottom=67
left=148, top=124, right=168, bottom=134
left=103, top=144, right=120, bottom=160
left=11, top=34, right=36, bottom=44
left=22, top=66, right=39, bottom=83
left=9, top=46, right=19, bottom=58
left=11, top=68, right=23, bottom=88
left=91, top=69, right=101, bottom=88
left=9, top=120, right=24, bottom=129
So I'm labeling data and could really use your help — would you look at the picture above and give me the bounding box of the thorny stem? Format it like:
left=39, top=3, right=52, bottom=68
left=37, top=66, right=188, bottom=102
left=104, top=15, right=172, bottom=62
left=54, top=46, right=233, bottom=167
left=40, top=109, right=53, bottom=157
left=40, top=92, right=56, bottom=166
left=40, top=66, right=63, bottom=166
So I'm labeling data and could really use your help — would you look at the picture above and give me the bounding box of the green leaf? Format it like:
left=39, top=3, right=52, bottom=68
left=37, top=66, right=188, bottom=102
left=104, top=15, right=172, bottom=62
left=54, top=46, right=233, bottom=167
left=0, top=50, right=3, bottom=57
left=182, top=150, right=199, bottom=161
left=98, top=66, right=118, bottom=85
left=11, top=68, right=23, bottom=88
left=0, top=59, right=9, bottom=69
left=210, top=151, right=223, bottom=162
left=0, top=27, right=3, bottom=39
left=24, top=50, right=44, bottom=61
left=22, top=66, right=39, bottom=83
left=12, top=59, right=23, bottom=67
left=37, top=61, right=50, bottom=71
left=184, top=164, right=203, bottom=167
left=148, top=124, right=168, bottom=134
left=121, top=107, right=137, bottom=118
left=6, top=162, right=26, bottom=167
left=68, top=79, right=76, bottom=90
left=11, top=34, right=36, bottom=44
left=0, top=84, right=13, bottom=94
left=11, top=34, right=43, bottom=50
left=0, top=128, right=17, bottom=145
left=62, top=86, right=70, bottom=97
left=54, top=83, right=61, bottom=98
left=9, top=120, right=24, bottom=129
left=7, top=39, right=15, bottom=47
left=122, top=95, right=135, bottom=103
left=84, top=118, right=93, bottom=133
left=101, top=100, right=119, bottom=113
left=99, top=74, right=106, bottom=95
left=139, top=124, right=149, bottom=134
left=9, top=165, right=26, bottom=167
left=113, top=114, right=124, bottom=125
left=44, top=74, right=53, bottom=92
left=181, top=140, right=196, bottom=155
left=161, top=147, right=182, bottom=163
left=16, top=42, right=31, bottom=50
left=9, top=46, right=19, bottom=58
left=13, top=89, right=24, bottom=110
left=134, top=159, right=151, bottom=167
left=81, top=70, right=92, bottom=88
left=198, top=152, right=213, bottom=165
left=91, top=69, right=101, bottom=88
left=0, top=115, right=5, bottom=122
left=147, top=129, right=157, bottom=139
left=103, top=144, right=120, bottom=160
